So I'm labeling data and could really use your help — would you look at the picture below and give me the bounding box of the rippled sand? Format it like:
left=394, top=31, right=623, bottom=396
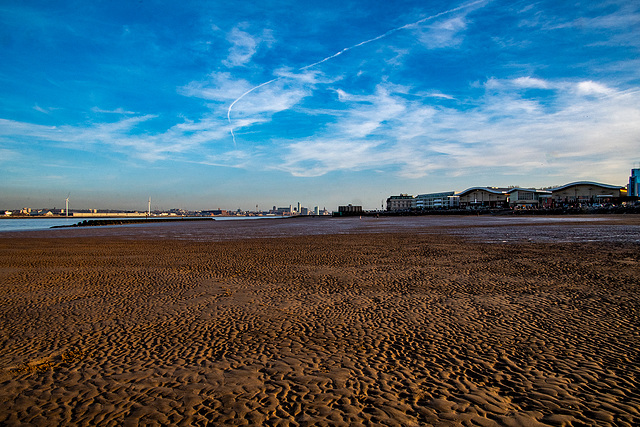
left=1, top=221, right=639, bottom=425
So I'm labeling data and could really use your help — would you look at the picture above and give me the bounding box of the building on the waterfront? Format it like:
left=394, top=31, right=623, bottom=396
left=507, top=188, right=552, bottom=208
left=550, top=181, right=627, bottom=205
left=337, top=204, right=363, bottom=215
left=271, top=206, right=293, bottom=215
left=201, top=209, right=227, bottom=216
left=386, top=194, right=416, bottom=211
left=387, top=176, right=630, bottom=212
left=629, top=169, right=640, bottom=198
left=415, top=191, right=459, bottom=210
left=457, top=187, right=509, bottom=208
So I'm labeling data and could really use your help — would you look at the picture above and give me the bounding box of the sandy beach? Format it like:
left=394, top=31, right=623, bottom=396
left=1, top=217, right=639, bottom=426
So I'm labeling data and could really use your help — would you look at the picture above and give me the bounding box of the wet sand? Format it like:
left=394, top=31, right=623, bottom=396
left=1, top=219, right=639, bottom=425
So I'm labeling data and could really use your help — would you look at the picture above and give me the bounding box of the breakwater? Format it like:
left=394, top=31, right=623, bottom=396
left=51, top=217, right=215, bottom=228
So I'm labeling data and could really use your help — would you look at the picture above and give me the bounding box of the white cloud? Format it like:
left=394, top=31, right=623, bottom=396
left=485, top=77, right=554, bottom=90
left=222, top=25, right=274, bottom=68
left=0, top=113, right=232, bottom=163
left=274, top=68, right=337, bottom=85
left=181, top=69, right=326, bottom=132
left=180, top=72, right=253, bottom=102
left=575, top=80, right=612, bottom=96
left=275, top=79, right=640, bottom=182
left=512, top=77, right=550, bottom=89
left=33, top=105, right=50, bottom=114
left=551, top=7, right=640, bottom=31
left=4, top=73, right=638, bottom=188
left=334, top=86, right=406, bottom=138
left=279, top=139, right=388, bottom=177
left=181, top=67, right=346, bottom=149
left=427, top=92, right=455, bottom=100
left=91, top=107, right=137, bottom=115
left=417, top=16, right=467, bottom=49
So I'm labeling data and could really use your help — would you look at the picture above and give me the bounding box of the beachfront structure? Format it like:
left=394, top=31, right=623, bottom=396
left=457, top=187, right=509, bottom=208
left=337, top=204, right=363, bottom=216
left=550, top=181, right=627, bottom=205
left=271, top=206, right=293, bottom=215
left=507, top=188, right=552, bottom=208
left=386, top=194, right=416, bottom=211
left=201, top=209, right=228, bottom=216
left=415, top=191, right=459, bottom=210
left=629, top=169, right=640, bottom=198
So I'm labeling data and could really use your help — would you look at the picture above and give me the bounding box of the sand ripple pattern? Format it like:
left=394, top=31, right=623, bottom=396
left=1, top=233, right=639, bottom=426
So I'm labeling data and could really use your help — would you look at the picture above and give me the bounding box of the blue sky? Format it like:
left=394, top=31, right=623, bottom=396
left=1, top=0, right=639, bottom=211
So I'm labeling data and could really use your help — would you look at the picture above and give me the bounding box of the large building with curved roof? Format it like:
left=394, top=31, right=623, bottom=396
left=456, top=187, right=509, bottom=208
left=550, top=181, right=626, bottom=205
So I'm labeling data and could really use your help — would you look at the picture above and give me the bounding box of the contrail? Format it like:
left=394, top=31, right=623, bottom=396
left=227, top=0, right=486, bottom=145
left=228, top=78, right=278, bottom=146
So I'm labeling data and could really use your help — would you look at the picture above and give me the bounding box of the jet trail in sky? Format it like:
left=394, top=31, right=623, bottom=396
left=228, top=78, right=278, bottom=146
left=227, top=0, right=487, bottom=145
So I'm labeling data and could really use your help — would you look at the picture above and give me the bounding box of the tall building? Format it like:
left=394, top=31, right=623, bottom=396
left=629, top=169, right=640, bottom=198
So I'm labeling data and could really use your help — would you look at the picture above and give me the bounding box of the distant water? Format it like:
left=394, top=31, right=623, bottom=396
left=1, top=215, right=639, bottom=244
left=0, top=216, right=280, bottom=233
left=0, top=217, right=80, bottom=232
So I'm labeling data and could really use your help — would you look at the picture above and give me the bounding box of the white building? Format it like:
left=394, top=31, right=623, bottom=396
left=415, top=191, right=459, bottom=209
left=386, top=194, right=416, bottom=211
left=507, top=188, right=552, bottom=208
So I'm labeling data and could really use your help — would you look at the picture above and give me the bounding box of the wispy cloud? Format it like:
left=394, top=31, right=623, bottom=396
left=180, top=72, right=254, bottom=102
left=222, top=25, right=274, bottom=68
left=511, top=77, right=551, bottom=89
left=575, top=80, right=613, bottom=96
left=0, top=148, right=19, bottom=163
left=10, top=75, right=634, bottom=183
left=416, top=16, right=468, bottom=48
left=276, top=79, right=640, bottom=181
left=0, top=114, right=231, bottom=163
left=91, top=107, right=138, bottom=115
left=485, top=77, right=553, bottom=91
left=33, top=105, right=51, bottom=114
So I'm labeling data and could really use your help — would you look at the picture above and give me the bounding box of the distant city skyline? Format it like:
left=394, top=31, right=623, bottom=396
left=1, top=1, right=639, bottom=211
